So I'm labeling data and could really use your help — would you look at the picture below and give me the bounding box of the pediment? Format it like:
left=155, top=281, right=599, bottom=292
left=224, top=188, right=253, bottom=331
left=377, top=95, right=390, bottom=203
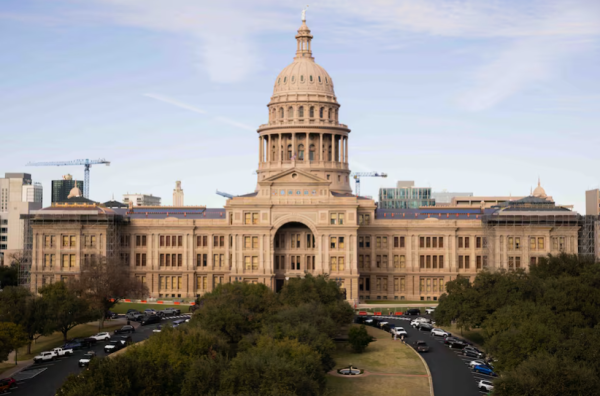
left=259, top=168, right=329, bottom=186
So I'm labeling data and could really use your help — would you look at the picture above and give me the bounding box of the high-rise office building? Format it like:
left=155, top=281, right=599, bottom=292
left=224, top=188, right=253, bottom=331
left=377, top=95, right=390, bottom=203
left=173, top=181, right=184, bottom=206
left=51, top=174, right=84, bottom=203
left=0, top=173, right=43, bottom=263
left=379, top=181, right=435, bottom=209
left=432, top=191, right=473, bottom=204
left=123, top=193, right=161, bottom=207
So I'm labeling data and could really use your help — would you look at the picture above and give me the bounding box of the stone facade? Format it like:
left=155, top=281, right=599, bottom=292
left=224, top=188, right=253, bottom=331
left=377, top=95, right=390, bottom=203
left=27, top=17, right=581, bottom=302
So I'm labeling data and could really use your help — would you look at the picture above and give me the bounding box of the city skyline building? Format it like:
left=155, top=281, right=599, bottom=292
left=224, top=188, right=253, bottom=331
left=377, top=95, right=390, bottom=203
left=173, top=181, right=184, bottom=206
left=379, top=181, right=435, bottom=209
left=432, top=191, right=474, bottom=205
left=123, top=193, right=161, bottom=207
left=0, top=172, right=43, bottom=263
left=51, top=175, right=84, bottom=203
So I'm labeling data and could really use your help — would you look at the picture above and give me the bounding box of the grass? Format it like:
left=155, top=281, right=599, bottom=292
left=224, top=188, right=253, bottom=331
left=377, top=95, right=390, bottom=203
left=111, top=302, right=190, bottom=314
left=15, top=322, right=122, bottom=361
left=0, top=362, right=15, bottom=376
left=439, top=323, right=485, bottom=348
left=326, top=325, right=430, bottom=396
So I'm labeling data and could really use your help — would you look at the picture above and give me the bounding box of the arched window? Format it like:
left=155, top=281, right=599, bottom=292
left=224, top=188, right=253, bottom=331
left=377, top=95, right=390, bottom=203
left=298, top=106, right=304, bottom=118
left=298, top=144, right=305, bottom=160
left=284, top=77, right=287, bottom=83
left=310, top=75, right=313, bottom=82
left=328, top=108, right=332, bottom=119
left=319, top=107, right=324, bottom=118
left=301, top=75, right=304, bottom=82
left=288, top=107, right=294, bottom=118
left=309, top=144, right=315, bottom=161
left=318, top=76, right=322, bottom=83
left=287, top=144, right=293, bottom=160
left=279, top=108, right=284, bottom=118
left=309, top=107, right=314, bottom=118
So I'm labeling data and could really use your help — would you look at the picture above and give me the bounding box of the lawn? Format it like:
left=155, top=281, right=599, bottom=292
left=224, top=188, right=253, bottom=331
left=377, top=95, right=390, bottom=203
left=15, top=322, right=122, bottom=361
left=111, top=302, right=191, bottom=314
left=326, top=325, right=430, bottom=396
left=0, top=362, right=15, bottom=376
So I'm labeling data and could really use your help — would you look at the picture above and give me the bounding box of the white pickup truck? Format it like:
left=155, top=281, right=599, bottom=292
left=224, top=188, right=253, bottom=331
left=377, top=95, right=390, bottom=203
left=33, top=351, right=57, bottom=363
left=52, top=347, right=74, bottom=357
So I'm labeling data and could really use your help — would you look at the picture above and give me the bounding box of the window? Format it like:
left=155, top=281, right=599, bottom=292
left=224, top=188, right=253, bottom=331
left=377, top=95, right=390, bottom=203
left=515, top=237, right=521, bottom=250
left=508, top=237, right=514, bottom=250
left=62, top=236, right=69, bottom=247
left=432, top=237, right=437, bottom=248
left=310, top=75, right=313, bottom=82
left=426, top=255, right=431, bottom=268
left=439, top=256, right=444, bottom=269
left=420, top=237, right=425, bottom=248
left=382, top=255, right=388, bottom=268
left=376, top=255, right=381, bottom=268
left=331, top=237, right=337, bottom=249
left=339, top=257, right=345, bottom=271
left=299, top=106, right=304, bottom=117
left=458, top=237, right=463, bottom=248
left=359, top=255, right=364, bottom=268
left=382, top=237, right=388, bottom=248
left=279, top=108, right=284, bottom=118
left=394, top=237, right=399, bottom=248
left=439, top=237, right=444, bottom=248
left=359, top=214, right=371, bottom=225
left=476, top=237, right=482, bottom=248
left=330, top=213, right=337, bottom=225
left=420, top=255, right=425, bottom=268
left=476, top=256, right=482, bottom=269
left=365, top=255, right=370, bottom=269
left=530, top=237, right=536, bottom=250
left=309, top=106, right=314, bottom=117
left=426, top=237, right=431, bottom=248
left=458, top=255, right=464, bottom=269
left=465, top=237, right=470, bottom=248
left=166, top=236, right=171, bottom=247
left=538, top=237, right=544, bottom=250
left=220, top=236, right=225, bottom=247
left=70, top=236, right=76, bottom=247
left=359, top=237, right=364, bottom=248
left=331, top=257, right=337, bottom=271
left=465, top=255, right=470, bottom=269
left=288, top=107, right=293, bottom=118
left=338, top=213, right=344, bottom=225
left=376, top=237, right=381, bottom=248
left=365, top=237, right=371, bottom=248
left=252, top=236, right=259, bottom=249
left=339, top=237, right=345, bottom=249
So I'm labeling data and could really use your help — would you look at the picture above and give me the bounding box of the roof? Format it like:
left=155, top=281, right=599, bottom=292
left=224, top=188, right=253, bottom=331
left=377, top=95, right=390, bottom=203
left=103, top=200, right=128, bottom=208
left=124, top=207, right=226, bottom=220
left=375, top=208, right=493, bottom=220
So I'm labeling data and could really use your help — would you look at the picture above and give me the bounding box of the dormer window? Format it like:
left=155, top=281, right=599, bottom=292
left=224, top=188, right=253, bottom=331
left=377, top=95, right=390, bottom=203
left=301, top=75, right=304, bottom=82
left=291, top=76, right=295, bottom=82
left=310, top=75, right=313, bottom=82
left=318, top=76, right=322, bottom=83
left=283, top=77, right=287, bottom=83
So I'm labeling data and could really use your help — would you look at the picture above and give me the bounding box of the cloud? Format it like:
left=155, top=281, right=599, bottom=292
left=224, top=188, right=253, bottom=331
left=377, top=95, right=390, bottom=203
left=144, top=93, right=254, bottom=131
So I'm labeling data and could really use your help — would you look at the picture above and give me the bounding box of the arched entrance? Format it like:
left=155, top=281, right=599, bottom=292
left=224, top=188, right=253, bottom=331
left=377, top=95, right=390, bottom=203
left=273, top=221, right=317, bottom=292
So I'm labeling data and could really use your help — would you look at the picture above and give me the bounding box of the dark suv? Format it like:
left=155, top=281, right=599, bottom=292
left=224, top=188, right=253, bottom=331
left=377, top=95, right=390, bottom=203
left=141, top=315, right=161, bottom=326
left=114, top=325, right=136, bottom=334
left=405, top=309, right=421, bottom=316
left=413, top=340, right=430, bottom=352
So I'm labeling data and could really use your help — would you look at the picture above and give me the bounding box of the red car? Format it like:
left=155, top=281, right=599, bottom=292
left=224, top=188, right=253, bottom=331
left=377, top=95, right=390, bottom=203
left=0, top=377, right=16, bottom=392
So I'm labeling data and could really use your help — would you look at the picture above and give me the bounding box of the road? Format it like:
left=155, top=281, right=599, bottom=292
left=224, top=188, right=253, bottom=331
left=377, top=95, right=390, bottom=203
left=4, top=315, right=189, bottom=396
left=377, top=315, right=493, bottom=396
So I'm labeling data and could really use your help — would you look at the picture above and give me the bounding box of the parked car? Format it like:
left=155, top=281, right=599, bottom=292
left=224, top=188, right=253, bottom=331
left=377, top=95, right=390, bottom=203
left=158, top=307, right=181, bottom=316
left=144, top=308, right=158, bottom=316
left=377, top=321, right=389, bottom=329
left=153, top=324, right=162, bottom=333
left=104, top=339, right=125, bottom=353
left=469, top=360, right=493, bottom=369
left=382, top=323, right=396, bottom=332
left=392, top=327, right=408, bottom=337
left=431, top=328, right=450, bottom=337
left=105, top=311, right=119, bottom=319
left=364, top=319, right=374, bottom=325
left=463, top=346, right=485, bottom=359
left=425, top=307, right=436, bottom=315
left=444, top=336, right=460, bottom=345
left=126, top=309, right=140, bottom=315
left=448, top=339, right=469, bottom=349
left=79, top=351, right=96, bottom=367
left=418, top=323, right=433, bottom=332
left=89, top=332, right=111, bottom=342
left=114, top=325, right=136, bottom=334
left=473, top=364, right=497, bottom=377
left=405, top=308, right=421, bottom=316
left=172, top=319, right=187, bottom=328
left=0, top=377, right=16, bottom=393
left=411, top=318, right=431, bottom=328
left=141, top=315, right=161, bottom=326
left=52, top=347, right=74, bottom=357
left=126, top=312, right=144, bottom=321
left=412, top=340, right=430, bottom=352
left=64, top=337, right=95, bottom=350
left=33, top=351, right=57, bottom=363
left=478, top=380, right=494, bottom=392
left=117, top=335, right=133, bottom=346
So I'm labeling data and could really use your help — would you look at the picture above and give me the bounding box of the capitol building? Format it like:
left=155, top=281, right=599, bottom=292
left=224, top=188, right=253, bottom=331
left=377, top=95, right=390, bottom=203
left=26, top=16, right=584, bottom=302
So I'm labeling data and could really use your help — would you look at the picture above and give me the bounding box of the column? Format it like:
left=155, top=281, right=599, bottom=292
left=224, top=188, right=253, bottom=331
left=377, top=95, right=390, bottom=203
left=292, top=132, right=296, bottom=161
left=319, top=133, right=323, bottom=162
left=259, top=136, right=263, bottom=163
left=266, top=135, right=270, bottom=162
left=278, top=133, right=282, bottom=164
left=208, top=233, right=213, bottom=269
left=345, top=136, right=348, bottom=163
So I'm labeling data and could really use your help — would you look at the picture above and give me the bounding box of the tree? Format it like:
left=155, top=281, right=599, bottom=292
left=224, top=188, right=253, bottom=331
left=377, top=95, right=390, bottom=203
left=348, top=325, right=374, bottom=353
left=0, top=322, right=28, bottom=362
left=39, top=282, right=97, bottom=342
left=70, top=256, right=148, bottom=328
left=0, top=264, right=18, bottom=288
left=0, top=286, right=54, bottom=354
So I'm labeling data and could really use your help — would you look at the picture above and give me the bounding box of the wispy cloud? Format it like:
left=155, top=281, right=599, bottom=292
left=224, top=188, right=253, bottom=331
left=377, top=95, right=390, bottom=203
left=144, top=92, right=254, bottom=131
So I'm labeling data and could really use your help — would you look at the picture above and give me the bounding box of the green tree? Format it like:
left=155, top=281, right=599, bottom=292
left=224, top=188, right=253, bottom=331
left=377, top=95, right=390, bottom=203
left=70, top=256, right=148, bottom=329
left=0, top=322, right=28, bottom=362
left=39, top=282, right=97, bottom=342
left=0, top=265, right=18, bottom=288
left=0, top=286, right=54, bottom=354
left=221, top=337, right=326, bottom=396
left=348, top=325, right=374, bottom=353
left=279, top=273, right=344, bottom=306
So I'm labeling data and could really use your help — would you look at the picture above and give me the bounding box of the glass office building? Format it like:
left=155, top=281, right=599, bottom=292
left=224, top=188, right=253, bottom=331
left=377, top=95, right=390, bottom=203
left=378, top=181, right=435, bottom=209
left=52, top=179, right=84, bottom=203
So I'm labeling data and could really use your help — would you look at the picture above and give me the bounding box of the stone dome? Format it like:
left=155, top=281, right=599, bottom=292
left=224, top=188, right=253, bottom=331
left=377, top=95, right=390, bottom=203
left=532, top=178, right=547, bottom=198
left=272, top=19, right=335, bottom=97
left=67, top=185, right=82, bottom=199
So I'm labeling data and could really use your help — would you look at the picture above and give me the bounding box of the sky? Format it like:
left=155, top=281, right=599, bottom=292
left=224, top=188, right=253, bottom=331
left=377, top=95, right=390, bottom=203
left=1, top=0, right=599, bottom=212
